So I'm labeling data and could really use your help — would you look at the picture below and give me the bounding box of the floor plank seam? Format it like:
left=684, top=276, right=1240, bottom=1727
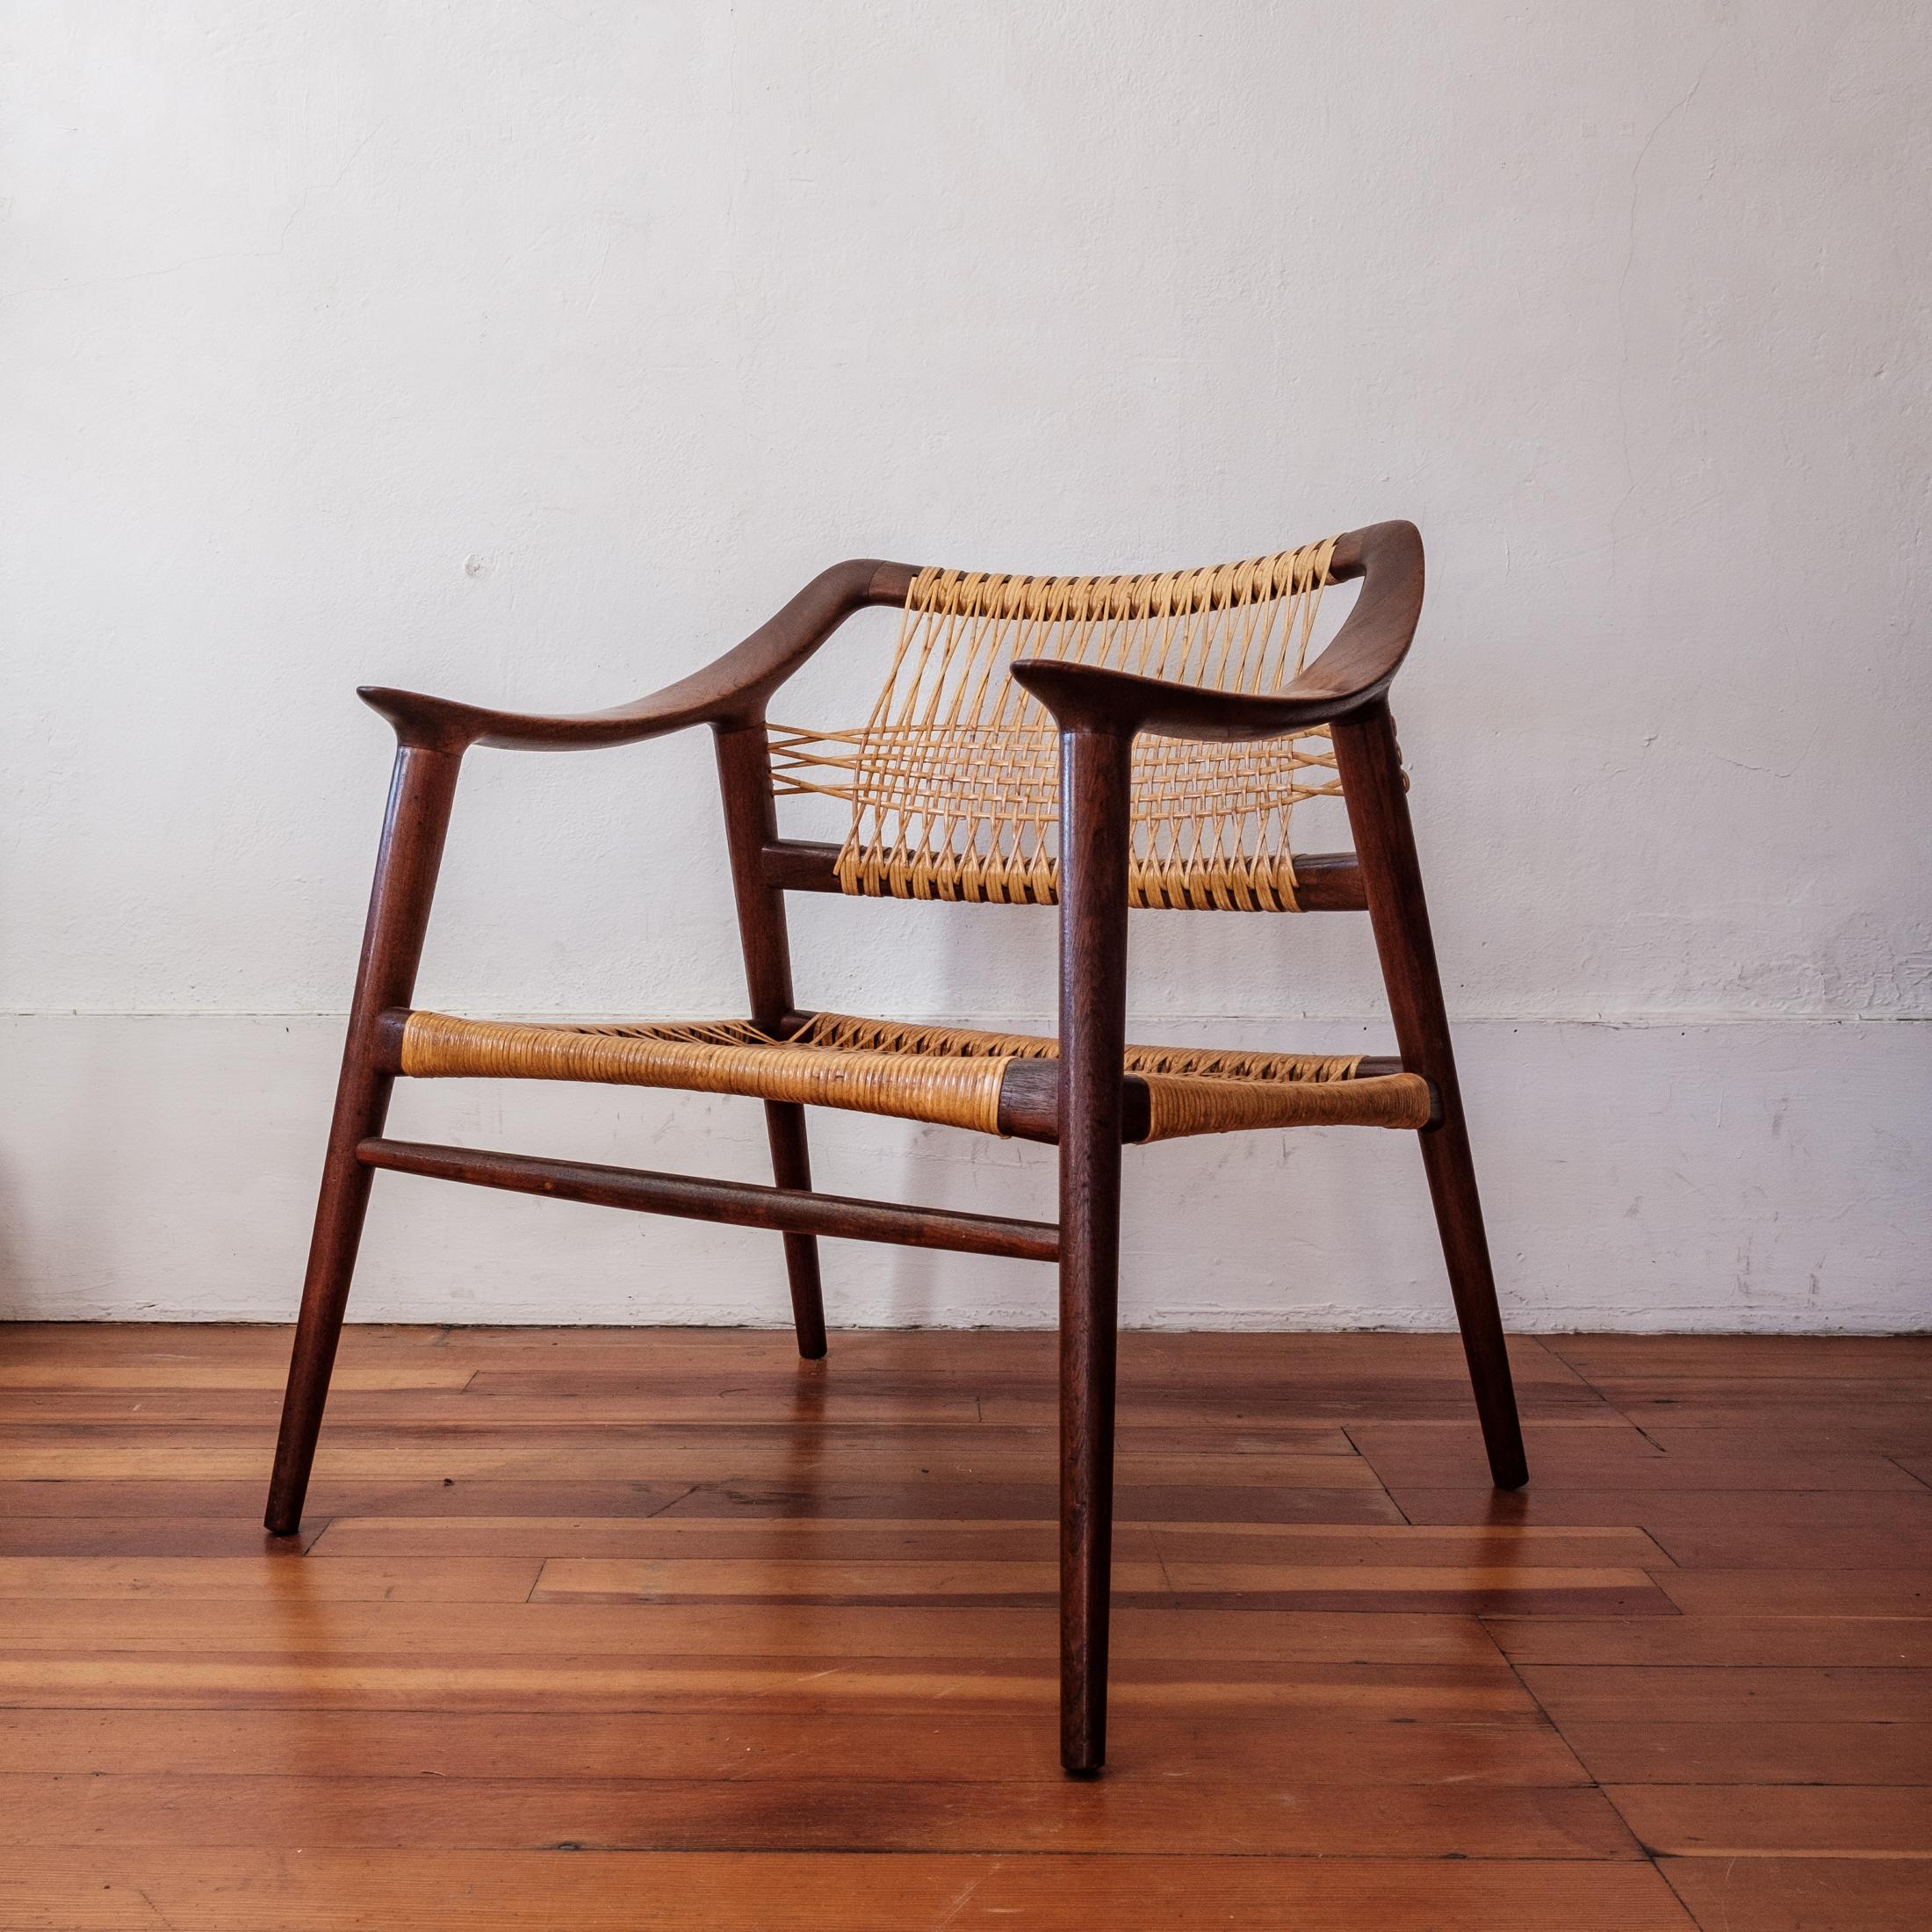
left=1889, top=1455, right=1932, bottom=1495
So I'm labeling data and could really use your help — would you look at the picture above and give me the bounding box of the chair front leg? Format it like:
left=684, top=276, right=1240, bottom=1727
left=264, top=743, right=464, bottom=1534
left=1056, top=723, right=1133, bottom=1774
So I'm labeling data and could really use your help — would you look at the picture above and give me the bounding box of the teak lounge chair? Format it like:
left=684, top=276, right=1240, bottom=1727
left=266, top=519, right=1528, bottom=1773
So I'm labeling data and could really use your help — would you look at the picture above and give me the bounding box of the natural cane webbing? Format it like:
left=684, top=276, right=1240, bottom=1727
left=770, top=537, right=1341, bottom=911
left=398, top=1008, right=1431, bottom=1141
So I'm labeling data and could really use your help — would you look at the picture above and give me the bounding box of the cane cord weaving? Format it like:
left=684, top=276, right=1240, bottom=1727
left=399, top=1009, right=1432, bottom=1142
left=769, top=537, right=1342, bottom=911
left=395, top=537, right=1442, bottom=1148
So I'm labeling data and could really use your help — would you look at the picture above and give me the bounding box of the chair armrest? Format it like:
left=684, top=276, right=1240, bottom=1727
left=359, top=558, right=917, bottom=752
left=1009, top=520, right=1424, bottom=740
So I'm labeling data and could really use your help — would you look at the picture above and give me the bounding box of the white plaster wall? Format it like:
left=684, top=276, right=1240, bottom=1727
left=3, top=3, right=1928, bottom=1329
left=3, top=1017, right=1925, bottom=1333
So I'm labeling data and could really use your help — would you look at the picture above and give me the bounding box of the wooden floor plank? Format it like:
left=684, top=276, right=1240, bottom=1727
left=0, top=1849, right=1701, bottom=1931
left=1489, top=1617, right=1932, bottom=1667
left=0, top=1480, right=676, bottom=1520
left=304, top=1515, right=1665, bottom=1566
left=1645, top=1523, right=1932, bottom=1570
left=311, top=1516, right=1172, bottom=1563
left=1150, top=1521, right=1676, bottom=1565
left=1582, top=1375, right=1932, bottom=1415
left=1557, top=1718, right=1932, bottom=1786
left=530, top=1553, right=1673, bottom=1615
left=0, top=1517, right=332, bottom=1556
left=1660, top=1856, right=1928, bottom=1931
left=1517, top=1666, right=1932, bottom=1725
left=0, top=1434, right=1386, bottom=1488
left=0, top=1704, right=1589, bottom=1785
left=1633, top=1417, right=1932, bottom=1456
left=0, top=1364, right=478, bottom=1391
left=0, top=1322, right=444, bottom=1359
left=981, top=1381, right=1615, bottom=1423
left=1654, top=1569, right=1932, bottom=1618
left=1348, top=1423, right=1922, bottom=1491
left=528, top=1554, right=1168, bottom=1603
left=1545, top=1337, right=1932, bottom=1380
left=0, top=1474, right=1402, bottom=1525
left=656, top=1478, right=1406, bottom=1523
left=0, top=1386, right=998, bottom=1428
left=0, top=1598, right=1502, bottom=1663
left=1607, top=1784, right=1932, bottom=1857
left=0, top=1557, right=543, bottom=1602
left=0, top=1651, right=1530, bottom=1718
left=0, top=1771, right=1643, bottom=1858
left=1390, top=1486, right=1932, bottom=1530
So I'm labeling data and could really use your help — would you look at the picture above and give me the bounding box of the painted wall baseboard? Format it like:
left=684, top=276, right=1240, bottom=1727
left=1, top=1014, right=1923, bottom=1332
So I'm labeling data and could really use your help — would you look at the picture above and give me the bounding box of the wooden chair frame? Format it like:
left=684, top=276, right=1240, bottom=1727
left=264, top=519, right=1527, bottom=1774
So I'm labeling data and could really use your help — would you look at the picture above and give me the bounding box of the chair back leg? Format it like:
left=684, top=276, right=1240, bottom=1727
left=265, top=744, right=463, bottom=1533
left=1056, top=724, right=1133, bottom=1772
left=763, top=1104, right=827, bottom=1358
left=716, top=725, right=828, bottom=1359
left=1332, top=703, right=1528, bottom=1489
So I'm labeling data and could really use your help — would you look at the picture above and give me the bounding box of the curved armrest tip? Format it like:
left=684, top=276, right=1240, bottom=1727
left=357, top=686, right=480, bottom=753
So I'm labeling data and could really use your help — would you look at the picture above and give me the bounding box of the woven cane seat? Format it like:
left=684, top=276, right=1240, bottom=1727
left=400, top=1010, right=1431, bottom=1142
left=768, top=537, right=1344, bottom=912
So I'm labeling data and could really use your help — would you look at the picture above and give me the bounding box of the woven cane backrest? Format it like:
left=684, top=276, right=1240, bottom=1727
left=770, top=535, right=1341, bottom=912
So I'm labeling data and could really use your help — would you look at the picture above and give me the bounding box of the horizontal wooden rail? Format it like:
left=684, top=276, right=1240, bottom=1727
left=357, top=1137, right=1059, bottom=1262
left=760, top=840, right=1369, bottom=912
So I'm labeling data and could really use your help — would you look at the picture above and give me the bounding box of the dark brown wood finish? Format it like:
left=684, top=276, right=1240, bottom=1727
left=263, top=518, right=1530, bottom=1774
left=998, top=1058, right=1150, bottom=1145
left=715, top=724, right=826, bottom=1358
left=357, top=1138, right=1059, bottom=1263
left=263, top=746, right=463, bottom=1537
left=357, top=559, right=916, bottom=754
left=760, top=840, right=1371, bottom=912
left=1331, top=702, right=1528, bottom=1491
left=992, top=1056, right=1420, bottom=1145
left=1051, top=724, right=1135, bottom=1772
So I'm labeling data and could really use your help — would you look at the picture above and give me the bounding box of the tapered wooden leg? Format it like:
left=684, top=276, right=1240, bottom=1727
left=716, top=724, right=827, bottom=1359
left=1056, top=724, right=1133, bottom=1773
left=1332, top=703, right=1528, bottom=1491
left=264, top=744, right=463, bottom=1534
left=763, top=1103, right=827, bottom=1359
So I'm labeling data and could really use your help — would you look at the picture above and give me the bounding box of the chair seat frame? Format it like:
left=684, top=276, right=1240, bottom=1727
left=264, top=519, right=1527, bottom=1775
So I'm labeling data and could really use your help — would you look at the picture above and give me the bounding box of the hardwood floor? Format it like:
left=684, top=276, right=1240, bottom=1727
left=0, top=1324, right=1927, bottom=1929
